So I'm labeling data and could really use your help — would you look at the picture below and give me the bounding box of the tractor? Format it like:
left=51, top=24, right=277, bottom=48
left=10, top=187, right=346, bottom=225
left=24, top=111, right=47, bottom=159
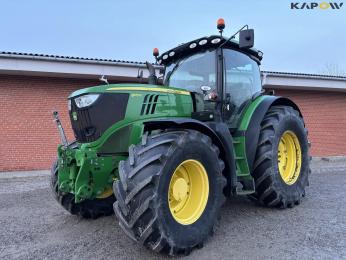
left=51, top=18, right=310, bottom=256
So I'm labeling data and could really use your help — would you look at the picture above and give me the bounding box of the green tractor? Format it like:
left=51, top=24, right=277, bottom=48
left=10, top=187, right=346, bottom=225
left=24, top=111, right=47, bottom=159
left=51, top=19, right=310, bottom=255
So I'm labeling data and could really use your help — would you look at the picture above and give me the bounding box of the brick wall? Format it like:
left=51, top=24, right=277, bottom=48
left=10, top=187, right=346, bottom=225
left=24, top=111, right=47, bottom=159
left=0, top=75, right=345, bottom=171
left=0, top=75, right=100, bottom=171
left=274, top=89, right=346, bottom=157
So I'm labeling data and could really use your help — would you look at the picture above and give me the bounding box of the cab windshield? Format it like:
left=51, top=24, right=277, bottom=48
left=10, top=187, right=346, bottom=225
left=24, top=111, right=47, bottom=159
left=164, top=50, right=216, bottom=94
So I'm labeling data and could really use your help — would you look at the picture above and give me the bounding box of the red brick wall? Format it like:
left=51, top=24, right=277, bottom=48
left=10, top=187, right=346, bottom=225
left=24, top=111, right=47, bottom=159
left=0, top=75, right=345, bottom=171
left=0, top=75, right=100, bottom=171
left=274, top=89, right=346, bottom=157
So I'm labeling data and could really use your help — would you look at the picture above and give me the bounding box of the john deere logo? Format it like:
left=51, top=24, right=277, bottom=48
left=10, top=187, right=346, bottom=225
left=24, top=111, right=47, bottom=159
left=291, top=2, right=343, bottom=9
left=72, top=112, right=78, bottom=121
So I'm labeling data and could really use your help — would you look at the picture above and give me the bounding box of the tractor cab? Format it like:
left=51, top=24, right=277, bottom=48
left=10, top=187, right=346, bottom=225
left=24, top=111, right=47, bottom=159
left=156, top=22, right=263, bottom=129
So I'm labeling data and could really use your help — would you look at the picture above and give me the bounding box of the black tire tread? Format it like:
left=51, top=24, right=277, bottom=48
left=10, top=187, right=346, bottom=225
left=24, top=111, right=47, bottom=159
left=113, top=129, right=226, bottom=256
left=252, top=105, right=311, bottom=208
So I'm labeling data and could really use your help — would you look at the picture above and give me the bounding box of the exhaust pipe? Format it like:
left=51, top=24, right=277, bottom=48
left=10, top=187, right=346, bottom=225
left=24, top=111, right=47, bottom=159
left=146, top=61, right=157, bottom=85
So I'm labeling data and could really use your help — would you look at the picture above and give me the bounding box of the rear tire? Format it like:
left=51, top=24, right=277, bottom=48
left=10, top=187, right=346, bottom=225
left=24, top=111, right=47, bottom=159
left=113, top=130, right=226, bottom=255
left=252, top=105, right=310, bottom=208
left=50, top=160, right=115, bottom=219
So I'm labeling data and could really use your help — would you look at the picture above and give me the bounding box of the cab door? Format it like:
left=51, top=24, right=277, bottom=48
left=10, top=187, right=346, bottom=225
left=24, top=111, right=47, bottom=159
left=222, top=49, right=262, bottom=129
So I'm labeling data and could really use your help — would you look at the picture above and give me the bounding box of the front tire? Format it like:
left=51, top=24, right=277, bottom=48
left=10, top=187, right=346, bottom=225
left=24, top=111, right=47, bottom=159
left=252, top=105, right=310, bottom=208
left=113, top=130, right=226, bottom=255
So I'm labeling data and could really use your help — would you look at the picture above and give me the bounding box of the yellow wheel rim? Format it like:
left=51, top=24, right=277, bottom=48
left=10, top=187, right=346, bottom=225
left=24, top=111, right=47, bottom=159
left=168, top=159, right=209, bottom=225
left=96, top=187, right=113, bottom=199
left=278, top=131, right=302, bottom=185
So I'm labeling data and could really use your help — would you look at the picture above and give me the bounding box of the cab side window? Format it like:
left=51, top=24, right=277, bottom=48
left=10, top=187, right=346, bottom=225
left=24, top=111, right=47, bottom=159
left=223, top=49, right=261, bottom=128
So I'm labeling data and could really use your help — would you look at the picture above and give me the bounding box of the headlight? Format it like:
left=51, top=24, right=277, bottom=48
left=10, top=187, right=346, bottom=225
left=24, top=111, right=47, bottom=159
left=74, top=94, right=100, bottom=108
left=199, top=39, right=208, bottom=46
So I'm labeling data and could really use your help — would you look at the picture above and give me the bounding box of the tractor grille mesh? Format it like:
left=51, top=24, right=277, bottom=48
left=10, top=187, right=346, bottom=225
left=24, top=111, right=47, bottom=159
left=69, top=93, right=129, bottom=143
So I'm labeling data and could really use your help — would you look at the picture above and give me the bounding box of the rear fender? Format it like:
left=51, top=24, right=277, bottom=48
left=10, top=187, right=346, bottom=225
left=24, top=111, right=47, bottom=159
left=238, top=96, right=303, bottom=173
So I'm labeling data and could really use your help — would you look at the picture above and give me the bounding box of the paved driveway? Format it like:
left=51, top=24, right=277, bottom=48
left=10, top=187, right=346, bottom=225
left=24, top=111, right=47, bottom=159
left=1, top=160, right=346, bottom=259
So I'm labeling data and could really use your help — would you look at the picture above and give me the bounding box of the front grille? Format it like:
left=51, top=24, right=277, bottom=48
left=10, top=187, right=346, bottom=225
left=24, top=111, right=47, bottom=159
left=69, top=93, right=129, bottom=143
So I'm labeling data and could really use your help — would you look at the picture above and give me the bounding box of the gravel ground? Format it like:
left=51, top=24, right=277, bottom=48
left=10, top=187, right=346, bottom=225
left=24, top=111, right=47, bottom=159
left=1, top=161, right=346, bottom=260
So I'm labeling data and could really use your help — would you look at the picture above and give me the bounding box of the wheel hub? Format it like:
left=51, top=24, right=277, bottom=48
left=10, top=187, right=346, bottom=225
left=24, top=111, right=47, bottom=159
left=278, top=131, right=302, bottom=185
left=168, top=159, right=209, bottom=225
left=172, top=178, right=189, bottom=201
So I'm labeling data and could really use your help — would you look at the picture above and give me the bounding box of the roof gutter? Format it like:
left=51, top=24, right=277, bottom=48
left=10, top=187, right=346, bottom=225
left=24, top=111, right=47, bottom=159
left=0, top=52, right=163, bottom=69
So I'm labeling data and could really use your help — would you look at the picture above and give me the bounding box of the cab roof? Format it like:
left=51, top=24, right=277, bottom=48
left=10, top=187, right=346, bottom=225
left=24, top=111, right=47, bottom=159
left=158, top=35, right=263, bottom=66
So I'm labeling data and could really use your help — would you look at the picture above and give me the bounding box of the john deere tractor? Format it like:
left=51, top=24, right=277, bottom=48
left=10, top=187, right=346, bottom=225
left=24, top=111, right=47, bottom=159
left=51, top=19, right=310, bottom=255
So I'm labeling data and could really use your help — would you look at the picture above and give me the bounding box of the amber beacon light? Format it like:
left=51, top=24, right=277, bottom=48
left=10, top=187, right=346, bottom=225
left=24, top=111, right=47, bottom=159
left=153, top=48, right=159, bottom=57
left=217, top=18, right=225, bottom=35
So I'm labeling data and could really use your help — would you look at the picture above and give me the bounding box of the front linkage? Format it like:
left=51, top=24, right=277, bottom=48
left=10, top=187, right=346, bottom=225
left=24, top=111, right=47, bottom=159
left=54, top=111, right=122, bottom=203
left=57, top=145, right=120, bottom=202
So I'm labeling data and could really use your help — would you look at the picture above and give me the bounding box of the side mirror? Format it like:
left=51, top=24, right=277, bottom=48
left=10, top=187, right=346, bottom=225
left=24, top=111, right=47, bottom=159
left=239, top=29, right=254, bottom=49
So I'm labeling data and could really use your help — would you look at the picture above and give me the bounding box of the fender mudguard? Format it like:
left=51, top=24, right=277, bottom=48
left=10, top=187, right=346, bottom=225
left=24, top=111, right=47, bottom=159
left=236, top=96, right=302, bottom=173
left=144, top=118, right=237, bottom=195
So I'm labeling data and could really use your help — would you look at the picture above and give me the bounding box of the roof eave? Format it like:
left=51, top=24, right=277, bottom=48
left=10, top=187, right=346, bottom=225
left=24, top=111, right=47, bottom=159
left=262, top=71, right=346, bottom=92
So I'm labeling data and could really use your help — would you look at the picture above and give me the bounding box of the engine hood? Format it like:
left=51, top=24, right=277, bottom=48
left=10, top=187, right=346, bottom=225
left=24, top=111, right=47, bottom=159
left=69, top=83, right=190, bottom=99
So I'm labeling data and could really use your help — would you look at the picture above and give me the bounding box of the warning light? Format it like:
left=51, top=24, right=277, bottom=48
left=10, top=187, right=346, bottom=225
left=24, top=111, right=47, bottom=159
left=153, top=48, right=159, bottom=57
left=217, top=18, right=225, bottom=32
